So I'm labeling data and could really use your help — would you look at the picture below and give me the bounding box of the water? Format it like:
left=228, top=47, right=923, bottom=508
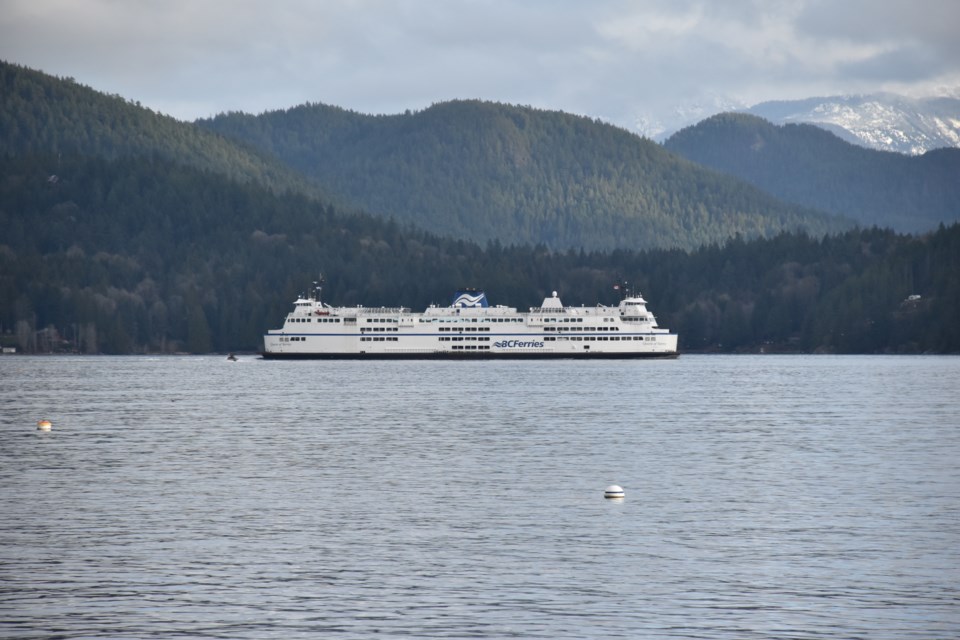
left=2, top=355, right=959, bottom=638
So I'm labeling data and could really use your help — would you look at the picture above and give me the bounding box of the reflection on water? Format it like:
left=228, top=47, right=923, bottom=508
left=2, top=355, right=959, bottom=638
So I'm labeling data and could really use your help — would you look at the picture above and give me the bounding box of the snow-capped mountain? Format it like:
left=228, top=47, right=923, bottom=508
left=632, top=95, right=746, bottom=140
left=643, top=92, right=960, bottom=155
left=744, top=93, right=960, bottom=155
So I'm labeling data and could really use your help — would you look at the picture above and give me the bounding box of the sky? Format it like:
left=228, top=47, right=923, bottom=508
left=3, top=0, right=959, bottom=136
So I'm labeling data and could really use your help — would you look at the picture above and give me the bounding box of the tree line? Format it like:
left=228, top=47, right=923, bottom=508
left=2, top=154, right=957, bottom=355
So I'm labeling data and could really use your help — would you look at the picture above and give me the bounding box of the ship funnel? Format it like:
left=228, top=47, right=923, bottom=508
left=452, top=289, right=489, bottom=308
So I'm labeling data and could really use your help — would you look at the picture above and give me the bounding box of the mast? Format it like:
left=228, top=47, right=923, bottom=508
left=613, top=277, right=631, bottom=300
left=312, top=273, right=325, bottom=304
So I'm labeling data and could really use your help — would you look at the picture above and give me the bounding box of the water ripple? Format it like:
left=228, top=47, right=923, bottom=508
left=2, top=355, right=959, bottom=638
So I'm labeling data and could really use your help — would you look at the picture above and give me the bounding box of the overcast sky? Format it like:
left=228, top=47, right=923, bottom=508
left=3, top=0, right=958, bottom=135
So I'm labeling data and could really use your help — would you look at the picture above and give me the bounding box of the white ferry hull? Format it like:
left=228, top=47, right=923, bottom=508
left=261, top=346, right=679, bottom=360
left=262, top=286, right=679, bottom=360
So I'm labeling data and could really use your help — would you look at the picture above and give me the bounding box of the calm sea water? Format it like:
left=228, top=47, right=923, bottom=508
left=1, top=355, right=958, bottom=639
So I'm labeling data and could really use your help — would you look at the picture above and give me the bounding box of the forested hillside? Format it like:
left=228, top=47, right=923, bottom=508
left=0, top=61, right=318, bottom=196
left=3, top=61, right=957, bottom=355
left=2, top=154, right=956, bottom=355
left=198, top=100, right=850, bottom=251
left=664, top=113, right=960, bottom=233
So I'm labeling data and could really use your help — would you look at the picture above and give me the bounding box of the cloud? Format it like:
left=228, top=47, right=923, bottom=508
left=793, top=0, right=960, bottom=83
left=1, top=0, right=957, bottom=131
left=840, top=45, right=945, bottom=82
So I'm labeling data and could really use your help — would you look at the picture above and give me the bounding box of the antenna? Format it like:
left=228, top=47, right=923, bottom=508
left=313, top=272, right=325, bottom=303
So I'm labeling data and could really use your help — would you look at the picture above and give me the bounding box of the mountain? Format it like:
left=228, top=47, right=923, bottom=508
left=197, top=100, right=849, bottom=251
left=3, top=60, right=849, bottom=252
left=744, top=93, right=960, bottom=155
left=3, top=151, right=958, bottom=355
left=2, top=61, right=958, bottom=355
left=632, top=94, right=747, bottom=140
left=663, top=113, right=960, bottom=233
left=0, top=61, right=319, bottom=196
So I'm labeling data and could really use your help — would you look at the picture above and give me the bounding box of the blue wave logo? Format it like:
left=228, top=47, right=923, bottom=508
left=452, top=290, right=489, bottom=308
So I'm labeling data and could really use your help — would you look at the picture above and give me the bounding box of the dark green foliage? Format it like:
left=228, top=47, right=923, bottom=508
left=2, top=154, right=957, bottom=354
left=664, top=113, right=960, bottom=233
left=198, top=100, right=850, bottom=251
left=0, top=61, right=319, bottom=196
left=2, top=60, right=957, bottom=355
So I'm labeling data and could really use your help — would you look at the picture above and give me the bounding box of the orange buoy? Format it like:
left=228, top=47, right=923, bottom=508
left=36, top=419, right=52, bottom=431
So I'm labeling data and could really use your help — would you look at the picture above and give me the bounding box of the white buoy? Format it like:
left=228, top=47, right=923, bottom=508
left=604, top=484, right=624, bottom=499
left=36, top=419, right=52, bottom=432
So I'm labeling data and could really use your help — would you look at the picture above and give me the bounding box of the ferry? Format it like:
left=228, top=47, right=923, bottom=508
left=261, top=280, right=678, bottom=359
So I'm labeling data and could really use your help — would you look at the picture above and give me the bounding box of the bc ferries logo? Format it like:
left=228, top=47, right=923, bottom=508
left=495, top=340, right=545, bottom=349
left=452, top=290, right=489, bottom=308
